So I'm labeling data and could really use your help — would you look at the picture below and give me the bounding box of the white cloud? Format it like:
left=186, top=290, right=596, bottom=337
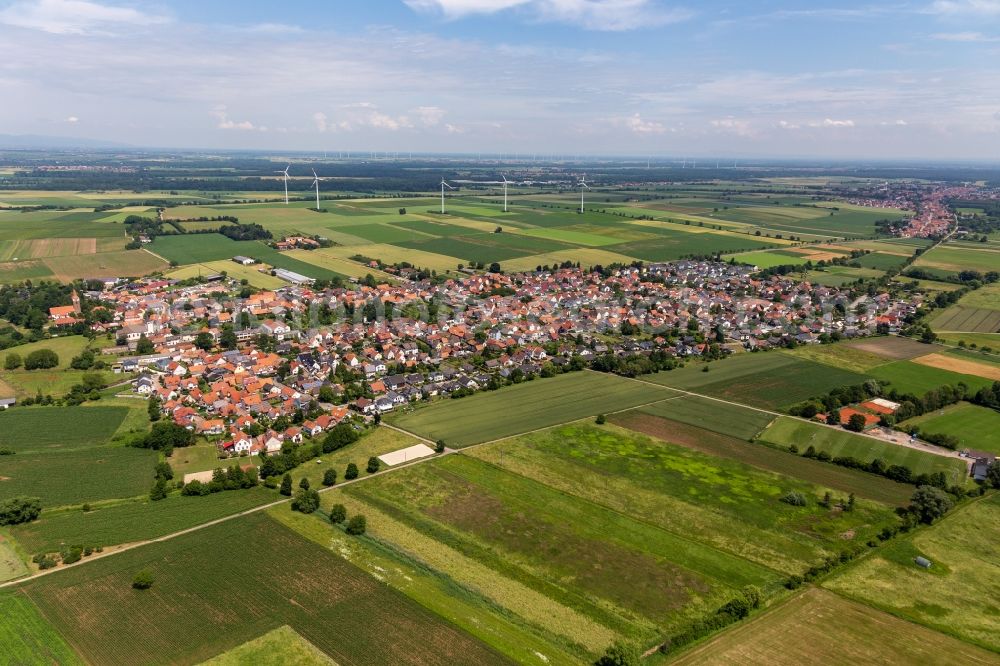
left=926, top=0, right=1000, bottom=15
left=819, top=118, right=855, bottom=127
left=64, top=115, right=79, bottom=123
left=616, top=113, right=665, bottom=133
left=445, top=123, right=466, bottom=133
left=312, top=112, right=328, bottom=132
left=880, top=119, right=909, bottom=125
left=413, top=106, right=446, bottom=126
left=930, top=31, right=999, bottom=41
left=0, top=0, right=169, bottom=34
left=212, top=107, right=259, bottom=131
left=710, top=117, right=754, bottom=136
left=404, top=0, right=693, bottom=31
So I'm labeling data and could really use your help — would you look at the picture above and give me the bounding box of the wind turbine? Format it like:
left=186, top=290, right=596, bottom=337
left=276, top=165, right=291, bottom=204
left=440, top=178, right=455, bottom=214
left=578, top=175, right=590, bottom=214
left=501, top=174, right=511, bottom=213
left=311, top=169, right=323, bottom=210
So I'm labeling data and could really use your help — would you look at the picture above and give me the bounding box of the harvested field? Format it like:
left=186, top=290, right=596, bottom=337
left=844, top=336, right=941, bottom=360
left=932, top=305, right=1000, bottom=333
left=668, top=588, right=998, bottom=666
left=911, top=352, right=1000, bottom=381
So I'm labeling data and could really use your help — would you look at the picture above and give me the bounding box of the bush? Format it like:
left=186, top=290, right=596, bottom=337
left=132, top=569, right=155, bottom=589
left=367, top=456, right=380, bottom=474
left=435, top=439, right=446, bottom=453
left=345, top=463, right=359, bottom=480
left=910, top=485, right=954, bottom=524
left=4, top=352, right=21, bottom=370
left=279, top=473, right=292, bottom=496
left=780, top=491, right=807, bottom=506
left=322, top=423, right=359, bottom=453
left=595, top=641, right=640, bottom=666
left=24, top=348, right=58, bottom=370
left=291, top=488, right=320, bottom=514
left=0, top=496, right=41, bottom=525
left=345, top=514, right=367, bottom=535
left=330, top=503, right=347, bottom=524
left=595, top=413, right=606, bottom=425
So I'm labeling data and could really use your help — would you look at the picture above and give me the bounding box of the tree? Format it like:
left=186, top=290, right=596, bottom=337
left=147, top=394, right=161, bottom=422
left=24, top=348, right=58, bottom=370
left=345, top=463, right=359, bottom=480
left=132, top=569, right=155, bottom=590
left=0, top=496, right=41, bottom=525
left=323, top=423, right=359, bottom=453
left=330, top=503, right=347, bottom=524
left=910, top=485, right=953, bottom=524
left=595, top=641, right=640, bottom=666
left=846, top=413, right=867, bottom=432
left=488, top=262, right=501, bottom=274
left=367, top=456, right=380, bottom=474
left=135, top=421, right=194, bottom=452
left=279, top=473, right=293, bottom=496
left=435, top=439, right=446, bottom=453
left=987, top=459, right=1000, bottom=489
left=322, top=468, right=337, bottom=486
left=219, top=326, right=238, bottom=350
left=136, top=334, right=154, bottom=355
left=291, top=488, right=320, bottom=514
left=846, top=493, right=856, bottom=512
left=299, top=477, right=310, bottom=490
left=149, top=478, right=168, bottom=501
left=345, top=514, right=367, bottom=535
left=595, top=414, right=606, bottom=425
left=4, top=352, right=21, bottom=370
left=194, top=332, right=214, bottom=351
left=826, top=409, right=841, bottom=426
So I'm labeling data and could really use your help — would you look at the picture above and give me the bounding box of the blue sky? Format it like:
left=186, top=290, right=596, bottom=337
left=0, top=0, right=999, bottom=158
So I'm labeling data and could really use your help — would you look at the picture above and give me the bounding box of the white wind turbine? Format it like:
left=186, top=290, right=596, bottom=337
left=501, top=174, right=511, bottom=213
left=275, top=165, right=291, bottom=204
left=311, top=169, right=323, bottom=210
left=440, top=178, right=455, bottom=214
left=578, top=175, right=590, bottom=214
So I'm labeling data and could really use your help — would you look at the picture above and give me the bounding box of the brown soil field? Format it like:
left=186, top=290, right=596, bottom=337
left=912, top=353, right=1000, bottom=381
left=845, top=336, right=941, bottom=360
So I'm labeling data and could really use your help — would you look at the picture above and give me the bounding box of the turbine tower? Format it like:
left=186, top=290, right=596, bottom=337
left=440, top=178, right=455, bottom=214
left=502, top=174, right=511, bottom=213
left=311, top=169, right=323, bottom=210
left=578, top=175, right=590, bottom=214
left=276, top=165, right=291, bottom=204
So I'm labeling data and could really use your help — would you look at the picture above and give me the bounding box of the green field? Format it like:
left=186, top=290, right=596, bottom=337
left=0, top=592, right=83, bottom=665
left=668, top=587, right=998, bottom=666
left=758, top=417, right=970, bottom=486
left=150, top=234, right=345, bottom=281
left=647, top=352, right=869, bottom=409
left=0, top=406, right=128, bottom=452
left=824, top=494, right=1000, bottom=653
left=11, top=488, right=275, bottom=553
left=870, top=359, right=994, bottom=394
left=0, top=446, right=156, bottom=506
left=933, top=306, right=1000, bottom=333
left=388, top=371, right=674, bottom=446
left=634, top=394, right=775, bottom=440
left=0, top=335, right=90, bottom=371
left=610, top=411, right=913, bottom=505
left=903, top=402, right=1000, bottom=455
left=201, top=625, right=336, bottom=665
left=345, top=447, right=786, bottom=646
left=913, top=244, right=1000, bottom=274
left=786, top=343, right=890, bottom=372
left=18, top=512, right=509, bottom=666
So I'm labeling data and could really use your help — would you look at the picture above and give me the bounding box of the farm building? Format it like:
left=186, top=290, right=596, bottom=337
left=232, top=256, right=256, bottom=265
left=274, top=268, right=315, bottom=285
left=914, top=556, right=932, bottom=569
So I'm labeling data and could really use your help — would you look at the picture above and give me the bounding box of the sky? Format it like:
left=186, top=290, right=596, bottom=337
left=0, top=0, right=999, bottom=159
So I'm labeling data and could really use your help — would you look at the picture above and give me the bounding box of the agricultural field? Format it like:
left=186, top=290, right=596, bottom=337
left=0, top=446, right=156, bottom=506
left=0, top=405, right=128, bottom=452
left=0, top=335, right=91, bottom=370
left=758, top=417, right=970, bottom=486
left=913, top=243, right=1000, bottom=275
left=18, top=512, right=509, bottom=666
left=610, top=411, right=913, bottom=505
left=804, top=266, right=884, bottom=287
left=0, top=592, right=83, bottom=665
left=646, top=352, right=869, bottom=409
left=932, top=283, right=1000, bottom=333
left=10, top=487, right=275, bottom=553
left=869, top=359, right=994, bottom=394
left=388, top=371, right=674, bottom=446
left=667, top=587, right=998, bottom=666
left=202, top=625, right=336, bottom=666
left=345, top=445, right=793, bottom=648
left=903, top=402, right=1000, bottom=454
left=786, top=342, right=889, bottom=373
left=824, top=494, right=1000, bottom=653
left=845, top=335, right=941, bottom=360
left=910, top=352, right=1000, bottom=381
left=633, top=394, right=775, bottom=440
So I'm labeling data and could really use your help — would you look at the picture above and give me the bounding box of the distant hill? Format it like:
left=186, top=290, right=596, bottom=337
left=0, top=134, right=131, bottom=149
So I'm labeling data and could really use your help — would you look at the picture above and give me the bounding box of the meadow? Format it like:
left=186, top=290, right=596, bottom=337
left=758, top=417, right=970, bottom=486
left=903, top=402, right=1000, bottom=454
left=345, top=449, right=783, bottom=646
left=667, top=587, right=998, bottom=666
left=632, top=394, right=775, bottom=440
left=609, top=411, right=913, bottom=505
left=0, top=446, right=156, bottom=506
left=869, top=359, right=994, bottom=394
left=824, top=494, right=1000, bottom=653
left=388, top=370, right=674, bottom=446
left=913, top=243, right=1000, bottom=274
left=19, top=512, right=509, bottom=666
left=462, top=424, right=899, bottom=575
left=202, top=625, right=335, bottom=666
left=0, top=405, right=128, bottom=452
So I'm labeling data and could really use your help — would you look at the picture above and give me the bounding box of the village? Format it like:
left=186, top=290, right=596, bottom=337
left=46, top=259, right=925, bottom=461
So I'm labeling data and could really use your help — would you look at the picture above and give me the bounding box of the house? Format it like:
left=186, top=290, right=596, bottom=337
left=0, top=397, right=15, bottom=409
left=135, top=376, right=156, bottom=395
